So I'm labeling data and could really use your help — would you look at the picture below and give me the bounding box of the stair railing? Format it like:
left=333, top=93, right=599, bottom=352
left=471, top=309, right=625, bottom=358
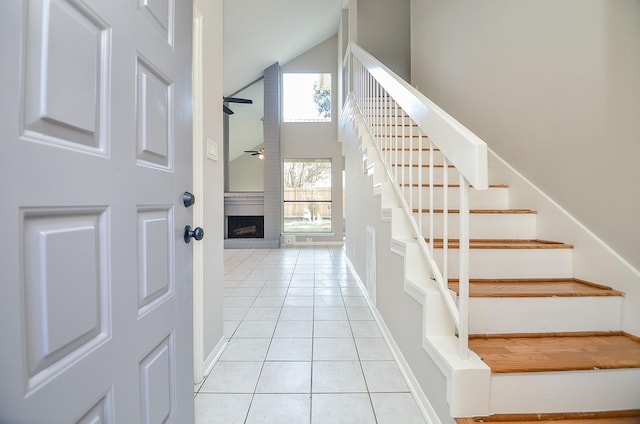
left=343, top=43, right=488, bottom=357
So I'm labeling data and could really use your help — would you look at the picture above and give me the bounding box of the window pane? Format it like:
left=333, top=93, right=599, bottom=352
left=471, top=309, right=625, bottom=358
left=284, top=159, right=332, bottom=233
left=283, top=202, right=332, bottom=233
left=283, top=73, right=331, bottom=122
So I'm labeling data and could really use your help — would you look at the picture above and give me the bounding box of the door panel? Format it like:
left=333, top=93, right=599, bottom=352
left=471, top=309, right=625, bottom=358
left=0, top=0, right=194, bottom=422
left=136, top=56, right=173, bottom=170
left=137, top=207, right=174, bottom=315
left=22, top=207, right=110, bottom=393
left=22, top=0, right=110, bottom=154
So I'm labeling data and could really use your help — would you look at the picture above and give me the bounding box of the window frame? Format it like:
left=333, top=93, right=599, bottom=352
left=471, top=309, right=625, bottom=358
left=282, top=158, right=333, bottom=234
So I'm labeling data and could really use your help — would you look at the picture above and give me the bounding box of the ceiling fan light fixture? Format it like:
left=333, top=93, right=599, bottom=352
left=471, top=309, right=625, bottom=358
left=244, top=147, right=265, bottom=159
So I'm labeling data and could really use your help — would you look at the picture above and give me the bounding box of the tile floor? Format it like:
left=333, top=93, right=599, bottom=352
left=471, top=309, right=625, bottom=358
left=194, top=246, right=427, bottom=424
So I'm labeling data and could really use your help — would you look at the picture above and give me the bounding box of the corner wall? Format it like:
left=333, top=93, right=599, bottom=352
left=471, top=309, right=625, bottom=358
left=410, top=0, right=640, bottom=271
left=282, top=36, right=344, bottom=244
left=262, top=63, right=283, bottom=247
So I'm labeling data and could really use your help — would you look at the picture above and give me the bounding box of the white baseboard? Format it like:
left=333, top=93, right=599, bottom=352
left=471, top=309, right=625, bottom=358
left=204, top=337, right=228, bottom=377
left=291, top=241, right=345, bottom=247
left=345, top=256, right=443, bottom=424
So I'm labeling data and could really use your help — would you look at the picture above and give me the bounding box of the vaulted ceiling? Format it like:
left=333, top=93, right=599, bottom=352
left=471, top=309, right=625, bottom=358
left=223, top=0, right=343, bottom=96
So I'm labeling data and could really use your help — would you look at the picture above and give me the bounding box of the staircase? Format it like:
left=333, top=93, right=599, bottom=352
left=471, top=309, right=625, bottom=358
left=376, top=129, right=640, bottom=421
left=343, top=42, right=640, bottom=422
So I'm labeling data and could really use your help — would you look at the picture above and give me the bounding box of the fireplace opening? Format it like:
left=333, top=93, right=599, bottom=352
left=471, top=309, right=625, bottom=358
left=227, top=215, right=264, bottom=239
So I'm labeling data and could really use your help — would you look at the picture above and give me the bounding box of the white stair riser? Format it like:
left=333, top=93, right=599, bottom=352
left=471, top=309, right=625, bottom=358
left=403, top=186, right=509, bottom=209
left=379, top=149, right=444, bottom=164
left=468, top=296, right=623, bottom=334
left=372, top=127, right=422, bottom=137
left=364, top=112, right=410, bottom=120
left=489, top=368, right=640, bottom=414
left=434, top=248, right=573, bottom=279
left=390, top=166, right=509, bottom=188
left=391, top=165, right=461, bottom=185
left=415, top=213, right=537, bottom=239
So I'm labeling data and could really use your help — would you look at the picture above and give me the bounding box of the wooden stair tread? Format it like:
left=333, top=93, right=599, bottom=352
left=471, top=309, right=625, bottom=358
left=456, top=410, right=640, bottom=423
left=391, top=163, right=455, bottom=167
left=372, top=123, right=418, bottom=127
left=448, top=278, right=624, bottom=297
left=426, top=239, right=574, bottom=249
left=468, top=332, right=640, bottom=373
left=414, top=208, right=536, bottom=214
left=383, top=147, right=438, bottom=151
left=401, top=183, right=509, bottom=188
left=374, top=134, right=424, bottom=137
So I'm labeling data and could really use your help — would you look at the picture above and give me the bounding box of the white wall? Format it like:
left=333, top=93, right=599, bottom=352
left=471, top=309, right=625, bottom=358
left=282, top=35, right=344, bottom=243
left=357, top=0, right=411, bottom=81
left=194, top=0, right=225, bottom=378
left=410, top=0, right=640, bottom=271
left=229, top=153, right=264, bottom=192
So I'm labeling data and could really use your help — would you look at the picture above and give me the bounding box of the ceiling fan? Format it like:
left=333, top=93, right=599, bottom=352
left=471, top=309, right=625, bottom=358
left=244, top=147, right=264, bottom=159
left=223, top=96, right=253, bottom=115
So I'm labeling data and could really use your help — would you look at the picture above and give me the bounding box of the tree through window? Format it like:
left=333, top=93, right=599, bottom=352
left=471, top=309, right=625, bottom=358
left=283, top=73, right=331, bottom=122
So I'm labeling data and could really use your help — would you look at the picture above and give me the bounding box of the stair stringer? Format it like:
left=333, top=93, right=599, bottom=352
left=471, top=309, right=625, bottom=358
left=387, top=215, right=491, bottom=418
left=362, top=126, right=492, bottom=417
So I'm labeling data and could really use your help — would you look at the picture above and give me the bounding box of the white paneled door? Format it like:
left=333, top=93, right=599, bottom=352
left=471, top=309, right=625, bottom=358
left=0, top=0, right=195, bottom=422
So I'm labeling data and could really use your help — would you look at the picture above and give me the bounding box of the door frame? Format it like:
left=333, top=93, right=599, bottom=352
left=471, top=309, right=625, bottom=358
left=192, top=6, right=205, bottom=384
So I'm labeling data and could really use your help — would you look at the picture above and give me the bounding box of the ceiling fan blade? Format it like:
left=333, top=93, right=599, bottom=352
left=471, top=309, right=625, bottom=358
left=223, top=105, right=234, bottom=115
left=224, top=97, right=253, bottom=104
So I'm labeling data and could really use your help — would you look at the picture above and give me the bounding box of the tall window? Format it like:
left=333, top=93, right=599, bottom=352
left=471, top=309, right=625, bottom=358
left=283, top=73, right=331, bottom=122
left=283, top=159, right=332, bottom=233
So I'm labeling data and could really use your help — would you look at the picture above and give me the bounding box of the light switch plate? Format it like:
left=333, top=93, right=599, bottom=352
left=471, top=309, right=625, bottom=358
left=206, top=138, right=218, bottom=161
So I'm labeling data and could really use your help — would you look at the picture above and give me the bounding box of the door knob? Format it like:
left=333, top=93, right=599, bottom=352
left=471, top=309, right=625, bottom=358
left=184, top=225, right=204, bottom=243
left=183, top=192, right=195, bottom=207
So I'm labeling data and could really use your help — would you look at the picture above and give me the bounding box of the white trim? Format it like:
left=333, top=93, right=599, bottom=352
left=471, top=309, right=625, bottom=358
left=345, top=253, right=442, bottom=424
left=291, top=241, right=344, bottom=246
left=204, top=337, right=228, bottom=377
left=194, top=337, right=228, bottom=389
left=191, top=8, right=205, bottom=384
left=281, top=232, right=336, bottom=236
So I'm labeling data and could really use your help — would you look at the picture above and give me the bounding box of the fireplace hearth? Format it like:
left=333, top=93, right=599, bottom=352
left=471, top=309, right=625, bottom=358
left=227, top=215, right=264, bottom=239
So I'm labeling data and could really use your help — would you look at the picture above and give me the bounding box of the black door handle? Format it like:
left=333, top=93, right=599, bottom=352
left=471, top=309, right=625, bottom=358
left=184, top=225, right=204, bottom=243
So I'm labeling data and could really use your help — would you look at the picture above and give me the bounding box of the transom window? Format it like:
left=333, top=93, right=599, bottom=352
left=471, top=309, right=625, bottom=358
left=282, top=73, right=331, bottom=122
